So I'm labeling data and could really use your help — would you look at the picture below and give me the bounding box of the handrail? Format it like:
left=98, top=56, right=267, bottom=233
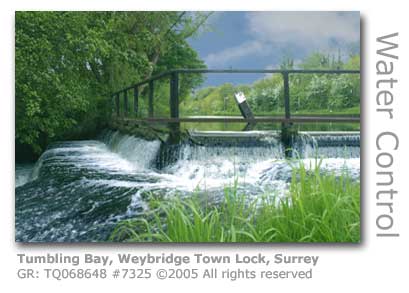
left=111, top=68, right=360, bottom=96
left=177, top=69, right=360, bottom=74
left=118, top=116, right=360, bottom=124
left=112, top=71, right=173, bottom=95
left=110, top=68, right=360, bottom=146
left=111, top=67, right=360, bottom=132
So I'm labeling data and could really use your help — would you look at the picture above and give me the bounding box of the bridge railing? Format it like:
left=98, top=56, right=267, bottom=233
left=111, top=68, right=360, bottom=124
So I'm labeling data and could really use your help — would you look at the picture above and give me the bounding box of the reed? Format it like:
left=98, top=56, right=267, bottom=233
left=110, top=160, right=360, bottom=242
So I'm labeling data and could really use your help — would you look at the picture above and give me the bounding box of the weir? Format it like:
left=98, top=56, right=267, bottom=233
left=187, top=130, right=360, bottom=148
left=155, top=130, right=360, bottom=169
left=15, top=130, right=360, bottom=242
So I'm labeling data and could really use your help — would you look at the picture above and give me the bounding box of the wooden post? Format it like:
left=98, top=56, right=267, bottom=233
left=169, top=72, right=180, bottom=144
left=124, top=90, right=128, bottom=116
left=115, top=93, right=120, bottom=117
left=170, top=72, right=179, bottom=119
left=234, top=92, right=255, bottom=130
left=283, top=72, right=290, bottom=119
left=133, top=86, right=138, bottom=116
left=281, top=123, right=294, bottom=158
left=281, top=71, right=295, bottom=157
left=149, top=80, right=154, bottom=118
left=111, top=95, right=114, bottom=115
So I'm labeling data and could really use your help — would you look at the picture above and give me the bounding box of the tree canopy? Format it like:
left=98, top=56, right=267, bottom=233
left=16, top=11, right=209, bottom=158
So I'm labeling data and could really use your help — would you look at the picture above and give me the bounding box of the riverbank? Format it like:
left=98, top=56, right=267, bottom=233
left=110, top=161, right=360, bottom=243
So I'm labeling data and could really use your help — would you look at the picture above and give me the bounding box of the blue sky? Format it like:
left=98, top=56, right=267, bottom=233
left=188, top=11, right=360, bottom=86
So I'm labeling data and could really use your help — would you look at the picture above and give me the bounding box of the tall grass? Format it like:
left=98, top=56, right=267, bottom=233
left=110, top=161, right=360, bottom=242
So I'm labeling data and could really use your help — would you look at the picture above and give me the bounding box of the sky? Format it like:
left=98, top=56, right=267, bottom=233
left=187, top=11, right=360, bottom=86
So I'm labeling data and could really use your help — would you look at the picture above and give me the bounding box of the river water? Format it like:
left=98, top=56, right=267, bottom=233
left=15, top=130, right=360, bottom=242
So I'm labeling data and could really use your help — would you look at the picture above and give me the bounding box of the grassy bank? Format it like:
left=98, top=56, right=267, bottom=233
left=110, top=162, right=360, bottom=243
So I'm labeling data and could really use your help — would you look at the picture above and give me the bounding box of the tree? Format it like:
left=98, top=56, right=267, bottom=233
left=15, top=12, right=210, bottom=159
left=248, top=75, right=283, bottom=113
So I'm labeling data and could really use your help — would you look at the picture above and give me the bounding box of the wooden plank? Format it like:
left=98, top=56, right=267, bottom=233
left=117, top=116, right=360, bottom=124
left=177, top=69, right=360, bottom=75
left=185, top=114, right=360, bottom=118
left=133, top=86, right=138, bottom=116
left=169, top=72, right=180, bottom=143
left=149, top=80, right=154, bottom=118
left=169, top=72, right=179, bottom=118
left=111, top=69, right=360, bottom=96
left=124, top=90, right=128, bottom=116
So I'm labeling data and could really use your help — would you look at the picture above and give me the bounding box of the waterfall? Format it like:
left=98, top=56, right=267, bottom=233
left=15, top=164, right=35, bottom=187
left=294, top=132, right=360, bottom=159
left=15, top=129, right=360, bottom=242
left=100, top=130, right=161, bottom=170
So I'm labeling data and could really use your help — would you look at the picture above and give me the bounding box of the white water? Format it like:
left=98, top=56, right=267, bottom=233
left=101, top=131, right=161, bottom=170
left=15, top=130, right=360, bottom=242
left=15, top=164, right=35, bottom=187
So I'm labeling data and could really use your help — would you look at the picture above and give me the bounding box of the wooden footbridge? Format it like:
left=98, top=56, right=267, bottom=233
left=111, top=69, right=360, bottom=145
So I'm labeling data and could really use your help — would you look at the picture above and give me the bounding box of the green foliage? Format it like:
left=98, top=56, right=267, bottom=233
left=329, top=76, right=357, bottom=109
left=16, top=11, right=209, bottom=157
left=304, top=75, right=331, bottom=109
left=181, top=83, right=250, bottom=115
left=181, top=52, right=360, bottom=116
left=248, top=74, right=283, bottom=111
left=110, top=161, right=360, bottom=242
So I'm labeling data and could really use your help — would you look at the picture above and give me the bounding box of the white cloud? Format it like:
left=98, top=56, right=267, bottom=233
left=204, top=40, right=269, bottom=67
left=246, top=11, right=360, bottom=47
left=202, top=12, right=360, bottom=68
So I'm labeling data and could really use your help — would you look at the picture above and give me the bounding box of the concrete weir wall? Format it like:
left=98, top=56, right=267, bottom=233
left=108, top=119, right=360, bottom=169
left=108, top=119, right=360, bottom=148
left=108, top=120, right=177, bottom=143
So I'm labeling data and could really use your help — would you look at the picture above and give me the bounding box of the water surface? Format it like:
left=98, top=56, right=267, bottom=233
left=15, top=130, right=360, bottom=242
